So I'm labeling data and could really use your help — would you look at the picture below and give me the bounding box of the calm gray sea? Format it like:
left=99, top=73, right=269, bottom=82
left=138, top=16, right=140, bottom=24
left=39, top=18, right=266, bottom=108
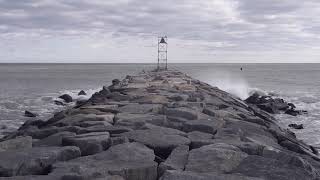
left=0, top=63, right=319, bottom=146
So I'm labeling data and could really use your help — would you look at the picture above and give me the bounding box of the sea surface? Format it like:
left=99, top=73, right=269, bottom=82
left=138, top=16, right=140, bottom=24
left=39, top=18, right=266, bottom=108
left=0, top=63, right=319, bottom=147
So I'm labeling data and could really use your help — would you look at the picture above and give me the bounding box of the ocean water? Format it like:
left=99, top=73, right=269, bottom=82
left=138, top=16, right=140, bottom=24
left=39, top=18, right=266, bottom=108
left=0, top=63, right=319, bottom=147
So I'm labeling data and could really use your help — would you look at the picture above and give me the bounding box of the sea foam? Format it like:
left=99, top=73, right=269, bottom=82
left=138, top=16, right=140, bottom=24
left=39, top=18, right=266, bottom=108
left=201, top=70, right=251, bottom=100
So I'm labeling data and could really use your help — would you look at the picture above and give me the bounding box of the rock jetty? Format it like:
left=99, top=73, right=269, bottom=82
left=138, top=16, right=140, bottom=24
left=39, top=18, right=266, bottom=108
left=1, top=69, right=320, bottom=180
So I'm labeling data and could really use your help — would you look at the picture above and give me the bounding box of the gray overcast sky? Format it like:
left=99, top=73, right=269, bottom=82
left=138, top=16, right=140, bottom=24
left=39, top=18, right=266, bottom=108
left=0, top=0, right=320, bottom=63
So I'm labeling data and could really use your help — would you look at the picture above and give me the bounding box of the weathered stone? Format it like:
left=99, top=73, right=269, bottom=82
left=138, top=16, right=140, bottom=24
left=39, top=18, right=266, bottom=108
left=54, top=100, right=65, bottom=106
left=231, top=155, right=320, bottom=180
left=280, top=140, right=306, bottom=154
left=24, top=111, right=37, bottom=117
left=107, top=92, right=133, bottom=101
left=19, top=126, right=61, bottom=139
left=187, top=131, right=214, bottom=149
left=110, top=136, right=129, bottom=146
left=165, top=116, right=189, bottom=131
left=80, top=104, right=120, bottom=113
left=164, top=107, right=198, bottom=120
left=52, top=113, right=114, bottom=127
left=58, top=94, right=73, bottom=103
left=203, top=107, right=241, bottom=120
left=134, top=94, right=169, bottom=104
left=262, top=148, right=318, bottom=173
left=0, top=136, right=32, bottom=152
left=159, top=145, right=189, bottom=176
left=141, top=123, right=187, bottom=137
left=119, top=104, right=163, bottom=114
left=0, top=175, right=58, bottom=180
left=0, top=146, right=80, bottom=176
left=19, top=119, right=45, bottom=130
left=160, top=170, right=263, bottom=180
left=33, top=132, right=76, bottom=147
left=288, top=123, right=304, bottom=129
left=183, top=119, right=225, bottom=134
left=62, top=132, right=110, bottom=156
left=50, top=143, right=157, bottom=180
left=186, top=143, right=248, bottom=173
left=77, top=121, right=112, bottom=127
left=122, top=129, right=190, bottom=158
left=115, top=113, right=167, bottom=129
left=78, top=90, right=87, bottom=96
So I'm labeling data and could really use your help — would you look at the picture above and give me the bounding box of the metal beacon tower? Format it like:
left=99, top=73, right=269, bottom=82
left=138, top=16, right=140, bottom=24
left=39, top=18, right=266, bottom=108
left=157, top=36, right=168, bottom=71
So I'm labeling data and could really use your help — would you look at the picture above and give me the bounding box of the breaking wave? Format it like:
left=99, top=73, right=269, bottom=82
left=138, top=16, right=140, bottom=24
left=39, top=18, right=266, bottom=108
left=201, top=70, right=252, bottom=100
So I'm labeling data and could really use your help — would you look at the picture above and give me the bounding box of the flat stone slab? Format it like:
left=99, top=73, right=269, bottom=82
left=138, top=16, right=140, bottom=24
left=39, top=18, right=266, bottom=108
left=231, top=155, right=319, bottom=180
left=50, top=142, right=157, bottom=180
left=160, top=170, right=263, bottom=180
left=186, top=143, right=248, bottom=173
left=0, top=146, right=80, bottom=177
left=33, top=132, right=76, bottom=147
left=80, top=105, right=120, bottom=113
left=118, top=104, right=163, bottom=114
left=62, top=132, right=110, bottom=156
left=52, top=113, right=115, bottom=127
left=183, top=119, right=225, bottom=134
left=164, top=107, right=198, bottom=120
left=115, top=113, right=167, bottom=129
left=0, top=136, right=32, bottom=152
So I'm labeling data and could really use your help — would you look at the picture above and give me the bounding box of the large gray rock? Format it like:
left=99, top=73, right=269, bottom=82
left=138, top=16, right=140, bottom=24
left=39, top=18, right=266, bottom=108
left=0, top=146, right=80, bottom=177
left=0, top=136, right=32, bottom=152
left=118, top=104, right=163, bottom=114
left=62, top=132, right=110, bottom=156
left=166, top=116, right=189, bottom=131
left=183, top=119, right=225, bottom=134
left=58, top=94, right=73, bottom=103
left=279, top=140, right=306, bottom=154
left=110, top=136, right=129, bottom=146
left=77, top=120, right=112, bottom=127
left=187, top=131, right=214, bottom=149
left=115, top=113, right=167, bottom=129
left=52, top=113, right=114, bottom=127
left=50, top=142, right=158, bottom=180
left=140, top=123, right=187, bottom=137
left=80, top=104, right=120, bottom=114
left=262, top=148, right=319, bottom=174
left=231, top=155, right=320, bottom=180
left=160, top=170, right=263, bottom=180
left=159, top=145, right=189, bottom=176
left=122, top=129, right=190, bottom=158
left=221, top=119, right=281, bottom=149
left=203, top=107, right=241, bottom=120
left=186, top=143, right=248, bottom=173
left=164, top=107, right=198, bottom=120
left=33, top=132, right=76, bottom=147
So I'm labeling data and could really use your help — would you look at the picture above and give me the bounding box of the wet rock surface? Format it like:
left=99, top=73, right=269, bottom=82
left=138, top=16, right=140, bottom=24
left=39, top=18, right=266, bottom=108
left=245, top=92, right=307, bottom=116
left=1, top=69, right=320, bottom=179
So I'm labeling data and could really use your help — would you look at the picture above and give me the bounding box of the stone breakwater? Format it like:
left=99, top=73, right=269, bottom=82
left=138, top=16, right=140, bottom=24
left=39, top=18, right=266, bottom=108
left=0, top=69, right=320, bottom=180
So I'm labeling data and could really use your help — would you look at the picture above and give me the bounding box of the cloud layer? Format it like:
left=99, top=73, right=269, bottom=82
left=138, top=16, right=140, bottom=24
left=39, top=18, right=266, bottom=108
left=0, top=0, right=319, bottom=62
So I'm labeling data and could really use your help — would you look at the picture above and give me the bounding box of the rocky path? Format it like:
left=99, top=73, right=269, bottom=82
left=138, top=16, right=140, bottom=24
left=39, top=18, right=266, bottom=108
left=0, top=69, right=320, bottom=180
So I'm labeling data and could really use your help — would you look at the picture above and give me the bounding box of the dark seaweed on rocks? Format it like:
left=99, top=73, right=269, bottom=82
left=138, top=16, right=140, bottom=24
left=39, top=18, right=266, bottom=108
left=1, top=69, right=320, bottom=180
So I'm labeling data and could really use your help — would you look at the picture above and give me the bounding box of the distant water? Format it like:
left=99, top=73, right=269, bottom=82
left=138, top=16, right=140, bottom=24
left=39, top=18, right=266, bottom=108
left=0, top=63, right=319, bottom=147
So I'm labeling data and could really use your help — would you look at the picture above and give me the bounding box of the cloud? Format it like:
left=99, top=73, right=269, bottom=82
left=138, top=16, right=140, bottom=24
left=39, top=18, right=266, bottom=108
left=0, top=0, right=319, bottom=62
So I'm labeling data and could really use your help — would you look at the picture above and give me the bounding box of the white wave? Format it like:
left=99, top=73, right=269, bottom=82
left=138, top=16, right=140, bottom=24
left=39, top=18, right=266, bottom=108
left=59, top=87, right=101, bottom=102
left=201, top=70, right=251, bottom=100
